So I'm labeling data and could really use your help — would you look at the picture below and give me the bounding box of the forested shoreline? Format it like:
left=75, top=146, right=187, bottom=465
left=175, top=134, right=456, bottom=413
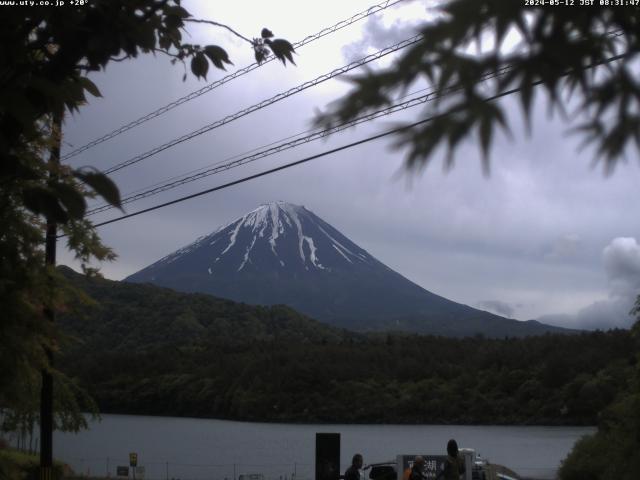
left=53, top=268, right=638, bottom=426
left=61, top=330, right=635, bottom=426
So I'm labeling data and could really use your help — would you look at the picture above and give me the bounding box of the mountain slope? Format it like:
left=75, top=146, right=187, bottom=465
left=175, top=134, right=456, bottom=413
left=126, top=202, right=570, bottom=337
left=58, top=266, right=345, bottom=352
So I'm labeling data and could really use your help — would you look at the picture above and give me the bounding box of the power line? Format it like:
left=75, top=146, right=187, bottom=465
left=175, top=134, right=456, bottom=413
left=62, top=51, right=627, bottom=235
left=86, top=29, right=626, bottom=214
left=103, top=129, right=314, bottom=199
left=101, top=34, right=423, bottom=175
left=89, top=125, right=417, bottom=229
left=85, top=98, right=427, bottom=215
left=60, top=0, right=409, bottom=161
left=86, top=66, right=515, bottom=216
left=79, top=88, right=532, bottom=228
left=94, top=124, right=330, bottom=202
left=96, top=27, right=626, bottom=179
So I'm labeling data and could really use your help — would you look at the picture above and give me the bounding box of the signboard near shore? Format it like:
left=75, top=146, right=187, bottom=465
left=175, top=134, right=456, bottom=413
left=397, top=454, right=473, bottom=480
left=397, top=455, right=447, bottom=480
left=116, top=466, right=129, bottom=477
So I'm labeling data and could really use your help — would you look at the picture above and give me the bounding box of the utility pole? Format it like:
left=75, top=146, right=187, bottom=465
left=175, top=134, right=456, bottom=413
left=40, top=108, right=62, bottom=480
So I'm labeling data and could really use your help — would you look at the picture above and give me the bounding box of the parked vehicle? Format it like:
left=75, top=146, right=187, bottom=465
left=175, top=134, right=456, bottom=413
left=367, top=461, right=397, bottom=480
left=363, top=449, right=490, bottom=480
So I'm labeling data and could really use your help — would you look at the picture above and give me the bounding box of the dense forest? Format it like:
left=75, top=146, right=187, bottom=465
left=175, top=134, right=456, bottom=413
left=54, top=267, right=639, bottom=426
left=59, top=331, right=635, bottom=425
left=58, top=266, right=346, bottom=349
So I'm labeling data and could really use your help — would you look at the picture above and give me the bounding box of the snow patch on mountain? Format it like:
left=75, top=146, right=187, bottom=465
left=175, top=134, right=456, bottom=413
left=143, top=201, right=374, bottom=274
left=238, top=236, right=257, bottom=272
left=304, top=235, right=324, bottom=270
left=317, top=224, right=364, bottom=263
left=333, top=244, right=353, bottom=263
left=221, top=220, right=243, bottom=255
left=284, top=204, right=308, bottom=263
left=268, top=204, right=282, bottom=257
left=152, top=235, right=208, bottom=267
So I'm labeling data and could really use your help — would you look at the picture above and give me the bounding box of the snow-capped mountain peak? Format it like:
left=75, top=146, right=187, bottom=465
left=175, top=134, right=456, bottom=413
left=126, top=202, right=567, bottom=337
left=142, top=202, right=373, bottom=277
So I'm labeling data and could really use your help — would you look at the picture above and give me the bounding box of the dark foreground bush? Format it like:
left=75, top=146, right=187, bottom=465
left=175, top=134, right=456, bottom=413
left=0, top=449, right=65, bottom=480
left=559, top=393, right=640, bottom=480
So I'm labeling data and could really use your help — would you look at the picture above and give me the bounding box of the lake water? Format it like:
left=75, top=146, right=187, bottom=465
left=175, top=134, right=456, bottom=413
left=52, top=414, right=594, bottom=480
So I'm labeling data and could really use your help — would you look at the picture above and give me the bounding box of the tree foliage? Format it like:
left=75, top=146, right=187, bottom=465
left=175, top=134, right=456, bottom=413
left=0, top=0, right=293, bottom=423
left=316, top=1, right=640, bottom=174
left=53, top=269, right=638, bottom=426
left=558, top=296, right=640, bottom=480
left=315, top=1, right=640, bottom=473
left=63, top=325, right=636, bottom=426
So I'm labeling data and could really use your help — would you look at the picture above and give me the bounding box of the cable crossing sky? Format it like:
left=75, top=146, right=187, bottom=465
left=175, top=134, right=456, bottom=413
left=60, top=0, right=410, bottom=162
left=86, top=66, right=515, bottom=216
left=101, top=34, right=423, bottom=175
left=84, top=28, right=624, bottom=216
left=67, top=50, right=627, bottom=234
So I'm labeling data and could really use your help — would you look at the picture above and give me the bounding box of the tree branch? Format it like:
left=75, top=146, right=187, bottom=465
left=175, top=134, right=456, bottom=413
left=150, top=48, right=183, bottom=60
left=184, top=19, right=253, bottom=45
left=109, top=55, right=130, bottom=63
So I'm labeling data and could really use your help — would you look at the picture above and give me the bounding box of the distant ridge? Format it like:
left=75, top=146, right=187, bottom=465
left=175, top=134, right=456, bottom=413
left=126, top=202, right=572, bottom=337
left=58, top=265, right=345, bottom=352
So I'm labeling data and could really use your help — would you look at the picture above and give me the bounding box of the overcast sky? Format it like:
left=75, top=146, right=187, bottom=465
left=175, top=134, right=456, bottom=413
left=58, top=0, right=640, bottom=330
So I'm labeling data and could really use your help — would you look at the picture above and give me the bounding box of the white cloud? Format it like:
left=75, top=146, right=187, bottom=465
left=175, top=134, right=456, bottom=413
left=478, top=300, right=515, bottom=318
left=542, top=237, right=640, bottom=330
left=341, top=14, right=422, bottom=62
left=57, top=1, right=640, bottom=329
left=603, top=237, right=640, bottom=299
left=543, top=233, right=583, bottom=261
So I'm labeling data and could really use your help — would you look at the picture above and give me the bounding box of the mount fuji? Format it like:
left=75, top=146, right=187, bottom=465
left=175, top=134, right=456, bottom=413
left=125, top=202, right=568, bottom=337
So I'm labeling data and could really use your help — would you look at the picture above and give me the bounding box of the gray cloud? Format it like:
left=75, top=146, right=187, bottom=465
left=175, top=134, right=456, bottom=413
left=543, top=233, right=583, bottom=261
left=342, top=14, right=423, bottom=62
left=56, top=4, right=640, bottom=326
left=604, top=237, right=640, bottom=300
left=478, top=300, right=515, bottom=318
left=540, top=237, right=640, bottom=330
left=572, top=297, right=634, bottom=330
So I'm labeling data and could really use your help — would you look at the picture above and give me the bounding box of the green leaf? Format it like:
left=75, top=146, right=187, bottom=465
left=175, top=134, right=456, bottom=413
left=5, top=92, right=39, bottom=129
left=495, top=17, right=509, bottom=50
left=22, top=186, right=68, bottom=223
left=158, top=35, right=172, bottom=50
left=28, top=76, right=60, bottom=98
left=0, top=154, right=40, bottom=180
left=78, top=77, right=102, bottom=98
left=267, top=39, right=296, bottom=66
left=60, top=78, right=87, bottom=112
left=203, top=45, right=232, bottom=70
left=190, top=52, right=209, bottom=79
left=479, top=116, right=492, bottom=160
left=165, top=5, right=190, bottom=19
left=255, top=48, right=267, bottom=65
left=164, top=14, right=183, bottom=30
left=51, top=182, right=87, bottom=219
left=519, top=78, right=535, bottom=133
left=492, top=104, right=511, bottom=139
left=136, top=23, right=157, bottom=51
left=73, top=168, right=122, bottom=210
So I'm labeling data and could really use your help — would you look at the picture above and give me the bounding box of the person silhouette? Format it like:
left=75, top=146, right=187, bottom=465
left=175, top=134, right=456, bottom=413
left=436, top=440, right=465, bottom=480
left=345, top=454, right=363, bottom=480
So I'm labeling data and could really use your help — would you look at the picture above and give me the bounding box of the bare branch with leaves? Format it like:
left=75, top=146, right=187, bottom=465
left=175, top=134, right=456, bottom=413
left=315, top=1, right=640, bottom=174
